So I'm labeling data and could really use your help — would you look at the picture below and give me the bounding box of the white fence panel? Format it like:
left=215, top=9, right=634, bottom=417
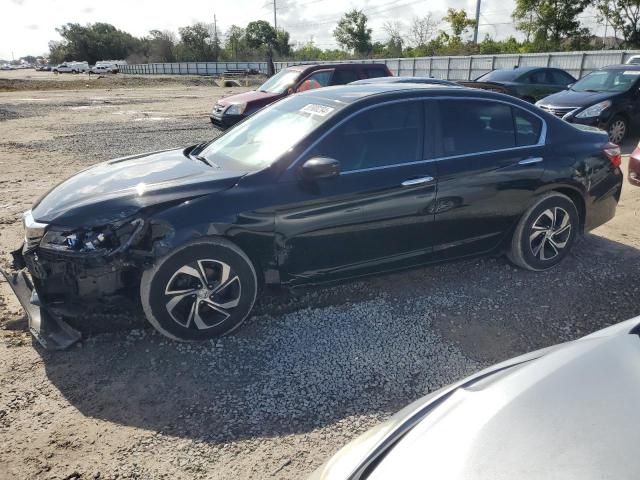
left=120, top=50, right=640, bottom=80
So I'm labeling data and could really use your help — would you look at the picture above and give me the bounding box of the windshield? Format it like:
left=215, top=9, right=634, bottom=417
left=258, top=68, right=301, bottom=93
left=199, top=95, right=339, bottom=171
left=572, top=69, right=640, bottom=92
left=476, top=69, right=519, bottom=82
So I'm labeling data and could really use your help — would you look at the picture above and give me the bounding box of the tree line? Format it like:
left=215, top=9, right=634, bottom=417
left=47, top=0, right=640, bottom=66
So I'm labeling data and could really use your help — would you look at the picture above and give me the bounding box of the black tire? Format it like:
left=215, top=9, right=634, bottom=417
left=607, top=114, right=627, bottom=144
left=140, top=238, right=258, bottom=341
left=508, top=192, right=579, bottom=271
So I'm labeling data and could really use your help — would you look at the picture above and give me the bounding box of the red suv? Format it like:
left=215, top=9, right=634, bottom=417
left=209, top=63, right=392, bottom=128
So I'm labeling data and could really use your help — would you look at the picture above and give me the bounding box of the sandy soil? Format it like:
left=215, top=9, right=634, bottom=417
left=0, top=77, right=639, bottom=480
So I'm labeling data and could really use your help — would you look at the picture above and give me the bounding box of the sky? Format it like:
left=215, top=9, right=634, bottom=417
left=2, top=0, right=605, bottom=60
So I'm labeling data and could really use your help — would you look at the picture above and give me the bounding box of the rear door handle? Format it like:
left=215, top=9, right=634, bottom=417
left=401, top=176, right=434, bottom=187
left=518, top=157, right=543, bottom=165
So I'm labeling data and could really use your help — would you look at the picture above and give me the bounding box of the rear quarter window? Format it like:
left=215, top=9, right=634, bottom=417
left=513, top=108, right=543, bottom=146
left=365, top=67, right=388, bottom=79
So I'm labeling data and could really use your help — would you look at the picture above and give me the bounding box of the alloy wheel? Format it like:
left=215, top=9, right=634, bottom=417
left=608, top=119, right=626, bottom=144
left=164, top=259, right=241, bottom=330
left=529, top=207, right=572, bottom=261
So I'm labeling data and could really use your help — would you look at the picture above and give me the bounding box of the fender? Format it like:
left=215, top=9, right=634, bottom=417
left=146, top=191, right=278, bottom=285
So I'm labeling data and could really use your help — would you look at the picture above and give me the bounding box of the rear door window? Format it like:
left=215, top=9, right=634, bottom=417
left=549, top=70, right=574, bottom=85
left=528, top=71, right=549, bottom=84
left=331, top=69, right=360, bottom=85
left=438, top=100, right=515, bottom=156
left=312, top=101, right=423, bottom=171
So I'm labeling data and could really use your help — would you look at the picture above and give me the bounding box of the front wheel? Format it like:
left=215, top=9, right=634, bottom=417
left=607, top=115, right=627, bottom=144
left=141, top=238, right=258, bottom=341
left=508, top=192, right=579, bottom=271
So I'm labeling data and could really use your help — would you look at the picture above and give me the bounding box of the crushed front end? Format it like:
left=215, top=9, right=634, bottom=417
left=3, top=211, right=152, bottom=350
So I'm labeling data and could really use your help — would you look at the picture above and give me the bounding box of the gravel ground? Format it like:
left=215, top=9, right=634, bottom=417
left=1, top=77, right=640, bottom=479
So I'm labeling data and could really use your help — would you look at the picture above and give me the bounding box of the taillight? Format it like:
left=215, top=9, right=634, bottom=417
left=603, top=142, right=622, bottom=168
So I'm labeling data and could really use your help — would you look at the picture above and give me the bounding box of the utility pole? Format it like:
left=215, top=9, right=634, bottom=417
left=273, top=0, right=277, bottom=30
left=473, top=0, right=481, bottom=44
left=213, top=13, right=219, bottom=61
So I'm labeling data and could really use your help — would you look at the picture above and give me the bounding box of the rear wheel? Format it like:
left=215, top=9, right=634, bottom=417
left=141, top=239, right=258, bottom=341
left=508, top=192, right=579, bottom=271
left=607, top=115, right=627, bottom=144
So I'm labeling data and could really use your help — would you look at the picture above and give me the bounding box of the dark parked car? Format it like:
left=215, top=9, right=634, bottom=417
left=209, top=63, right=392, bottom=128
left=460, top=66, right=576, bottom=103
left=3, top=84, right=622, bottom=349
left=537, top=65, right=640, bottom=144
left=310, top=316, right=640, bottom=480
left=349, top=76, right=459, bottom=87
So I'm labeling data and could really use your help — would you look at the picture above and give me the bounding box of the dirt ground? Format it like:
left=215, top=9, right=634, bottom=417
left=1, top=71, right=639, bottom=480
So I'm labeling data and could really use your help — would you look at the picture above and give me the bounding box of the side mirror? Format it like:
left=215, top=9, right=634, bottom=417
left=300, top=157, right=340, bottom=181
left=287, top=86, right=294, bottom=95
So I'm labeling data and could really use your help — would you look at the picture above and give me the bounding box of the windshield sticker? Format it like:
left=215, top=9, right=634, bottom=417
left=300, top=104, right=335, bottom=116
left=623, top=70, right=640, bottom=75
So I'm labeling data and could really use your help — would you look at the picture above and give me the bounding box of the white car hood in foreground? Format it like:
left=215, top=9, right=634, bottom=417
left=312, top=317, right=640, bottom=480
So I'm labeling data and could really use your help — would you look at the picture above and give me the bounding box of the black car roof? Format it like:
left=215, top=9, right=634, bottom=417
left=491, top=66, right=561, bottom=73
left=296, top=83, right=511, bottom=105
left=350, top=76, right=458, bottom=85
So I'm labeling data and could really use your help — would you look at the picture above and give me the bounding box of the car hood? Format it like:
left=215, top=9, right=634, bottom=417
left=31, top=148, right=246, bottom=227
left=311, top=317, right=640, bottom=480
left=539, top=89, right=618, bottom=108
left=217, top=89, right=282, bottom=107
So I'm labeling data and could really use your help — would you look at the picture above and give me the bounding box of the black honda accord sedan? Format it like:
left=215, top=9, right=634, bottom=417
left=4, top=84, right=623, bottom=347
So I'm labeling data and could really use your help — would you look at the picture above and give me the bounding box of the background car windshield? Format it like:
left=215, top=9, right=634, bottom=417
left=258, top=69, right=301, bottom=93
left=476, top=70, right=519, bottom=81
left=572, top=69, right=640, bottom=92
left=200, top=96, right=337, bottom=171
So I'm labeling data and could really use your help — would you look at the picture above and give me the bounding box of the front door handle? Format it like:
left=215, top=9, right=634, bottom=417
left=401, top=176, right=434, bottom=187
left=518, top=157, right=543, bottom=165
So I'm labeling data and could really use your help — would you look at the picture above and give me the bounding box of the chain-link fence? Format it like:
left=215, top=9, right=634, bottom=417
left=120, top=50, right=640, bottom=80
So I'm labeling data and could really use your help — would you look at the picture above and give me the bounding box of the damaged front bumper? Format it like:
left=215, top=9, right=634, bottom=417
left=5, top=213, right=152, bottom=350
left=1, top=266, right=81, bottom=350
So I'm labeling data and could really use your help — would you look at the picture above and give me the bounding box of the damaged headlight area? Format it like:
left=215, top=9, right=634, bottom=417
left=39, top=218, right=146, bottom=255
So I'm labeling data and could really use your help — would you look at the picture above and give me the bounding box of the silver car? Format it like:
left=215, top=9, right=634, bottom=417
left=311, top=317, right=640, bottom=479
